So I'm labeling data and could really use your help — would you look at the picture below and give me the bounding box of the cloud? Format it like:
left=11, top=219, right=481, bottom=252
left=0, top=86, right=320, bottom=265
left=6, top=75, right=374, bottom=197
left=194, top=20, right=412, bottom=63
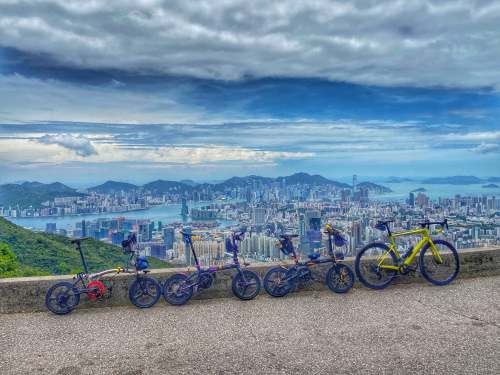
left=1, top=1, right=500, bottom=89
left=37, top=133, right=98, bottom=156
left=0, top=118, right=493, bottom=164
left=444, top=131, right=500, bottom=141
left=472, top=142, right=500, bottom=154
left=0, top=73, right=206, bottom=124
left=3, top=136, right=313, bottom=165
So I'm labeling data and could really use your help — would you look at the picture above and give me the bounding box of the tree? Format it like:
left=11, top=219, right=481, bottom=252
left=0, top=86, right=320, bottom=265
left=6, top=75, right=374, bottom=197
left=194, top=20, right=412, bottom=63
left=0, top=242, right=19, bottom=277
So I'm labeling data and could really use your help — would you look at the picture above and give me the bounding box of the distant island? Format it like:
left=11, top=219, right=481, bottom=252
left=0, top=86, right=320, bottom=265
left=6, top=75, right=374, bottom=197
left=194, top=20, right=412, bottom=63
left=482, top=183, right=499, bottom=188
left=385, top=177, right=414, bottom=183
left=411, top=187, right=427, bottom=193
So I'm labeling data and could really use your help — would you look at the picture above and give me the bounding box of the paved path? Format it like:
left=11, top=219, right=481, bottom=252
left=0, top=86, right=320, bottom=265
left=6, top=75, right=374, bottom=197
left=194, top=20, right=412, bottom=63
left=1, top=276, right=499, bottom=375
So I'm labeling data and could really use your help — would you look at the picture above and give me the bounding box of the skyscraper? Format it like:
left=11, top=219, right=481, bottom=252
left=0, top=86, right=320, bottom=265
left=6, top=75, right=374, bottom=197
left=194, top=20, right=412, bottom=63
left=163, top=226, right=175, bottom=250
left=409, top=192, right=415, bottom=208
left=352, top=174, right=358, bottom=192
left=181, top=198, right=189, bottom=218
left=138, top=222, right=152, bottom=242
left=305, top=210, right=321, bottom=252
left=350, top=221, right=362, bottom=255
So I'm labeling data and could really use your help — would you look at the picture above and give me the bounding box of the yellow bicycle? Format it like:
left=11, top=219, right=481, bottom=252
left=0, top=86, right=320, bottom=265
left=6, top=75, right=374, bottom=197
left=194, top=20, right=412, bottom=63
left=355, top=219, right=459, bottom=289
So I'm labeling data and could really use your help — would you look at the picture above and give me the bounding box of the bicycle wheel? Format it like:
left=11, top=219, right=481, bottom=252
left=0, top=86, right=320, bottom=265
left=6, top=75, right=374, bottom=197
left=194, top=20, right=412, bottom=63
left=232, top=270, right=261, bottom=300
left=263, top=266, right=292, bottom=297
left=355, top=242, right=398, bottom=289
left=128, top=276, right=161, bottom=308
left=419, top=240, right=460, bottom=286
left=45, top=281, right=80, bottom=315
left=163, top=273, right=193, bottom=305
left=326, top=264, right=355, bottom=293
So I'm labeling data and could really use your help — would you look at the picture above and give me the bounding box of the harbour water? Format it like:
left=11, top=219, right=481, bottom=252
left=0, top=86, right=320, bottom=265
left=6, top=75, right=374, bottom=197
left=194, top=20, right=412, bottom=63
left=371, top=182, right=499, bottom=202
left=9, top=201, right=237, bottom=231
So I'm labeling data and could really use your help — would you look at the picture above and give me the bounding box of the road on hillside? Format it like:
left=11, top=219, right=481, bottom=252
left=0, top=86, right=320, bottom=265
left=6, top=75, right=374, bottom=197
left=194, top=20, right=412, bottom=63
left=1, top=276, right=499, bottom=375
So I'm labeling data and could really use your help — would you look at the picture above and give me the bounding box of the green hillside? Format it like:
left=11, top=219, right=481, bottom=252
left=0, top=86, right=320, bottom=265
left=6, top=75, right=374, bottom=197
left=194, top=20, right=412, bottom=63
left=0, top=181, right=85, bottom=208
left=0, top=217, right=172, bottom=277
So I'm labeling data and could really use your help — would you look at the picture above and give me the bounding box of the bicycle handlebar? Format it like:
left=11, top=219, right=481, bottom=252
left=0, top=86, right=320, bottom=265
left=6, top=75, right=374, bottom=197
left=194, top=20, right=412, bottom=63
left=419, top=219, right=448, bottom=230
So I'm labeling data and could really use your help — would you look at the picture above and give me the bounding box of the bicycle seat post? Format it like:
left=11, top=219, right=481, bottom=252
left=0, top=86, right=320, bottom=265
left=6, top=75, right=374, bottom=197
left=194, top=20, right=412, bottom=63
left=75, top=240, right=89, bottom=274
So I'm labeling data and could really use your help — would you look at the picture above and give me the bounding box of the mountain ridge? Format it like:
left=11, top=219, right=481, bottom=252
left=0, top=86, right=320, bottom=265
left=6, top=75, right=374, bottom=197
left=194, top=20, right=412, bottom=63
left=1, top=173, right=392, bottom=207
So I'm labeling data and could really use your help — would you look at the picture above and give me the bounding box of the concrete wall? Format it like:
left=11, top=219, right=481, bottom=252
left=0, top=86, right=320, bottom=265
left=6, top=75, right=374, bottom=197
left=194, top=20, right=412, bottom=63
left=1, top=246, right=499, bottom=314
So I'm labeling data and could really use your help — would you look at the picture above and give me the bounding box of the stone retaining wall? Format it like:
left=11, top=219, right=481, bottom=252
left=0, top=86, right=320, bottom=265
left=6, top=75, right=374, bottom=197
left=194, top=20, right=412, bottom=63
left=0, top=246, right=498, bottom=314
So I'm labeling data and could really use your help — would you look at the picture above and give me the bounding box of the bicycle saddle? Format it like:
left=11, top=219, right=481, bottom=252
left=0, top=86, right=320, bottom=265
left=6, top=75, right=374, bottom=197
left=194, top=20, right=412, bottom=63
left=375, top=220, right=393, bottom=231
left=71, top=237, right=90, bottom=244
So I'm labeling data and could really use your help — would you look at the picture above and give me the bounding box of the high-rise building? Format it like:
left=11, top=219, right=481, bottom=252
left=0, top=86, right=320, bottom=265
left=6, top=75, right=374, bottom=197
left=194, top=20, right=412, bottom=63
left=305, top=210, right=321, bottom=231
left=304, top=210, right=321, bottom=252
left=138, top=222, right=152, bottom=242
left=350, top=221, right=362, bottom=254
left=252, top=207, right=266, bottom=226
left=163, top=227, right=175, bottom=250
left=409, top=192, right=415, bottom=208
left=181, top=198, right=189, bottom=217
left=111, top=231, right=125, bottom=245
left=415, top=192, right=429, bottom=208
left=45, top=223, right=57, bottom=234
left=352, top=174, right=358, bottom=192
left=150, top=243, right=166, bottom=259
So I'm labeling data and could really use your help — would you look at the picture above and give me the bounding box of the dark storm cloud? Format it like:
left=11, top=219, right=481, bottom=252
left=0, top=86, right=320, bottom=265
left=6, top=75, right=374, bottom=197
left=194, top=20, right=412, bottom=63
left=1, top=0, right=500, bottom=88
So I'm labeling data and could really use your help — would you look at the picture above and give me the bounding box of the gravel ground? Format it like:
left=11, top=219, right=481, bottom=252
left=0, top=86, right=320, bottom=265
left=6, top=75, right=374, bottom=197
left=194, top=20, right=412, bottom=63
left=0, top=276, right=499, bottom=375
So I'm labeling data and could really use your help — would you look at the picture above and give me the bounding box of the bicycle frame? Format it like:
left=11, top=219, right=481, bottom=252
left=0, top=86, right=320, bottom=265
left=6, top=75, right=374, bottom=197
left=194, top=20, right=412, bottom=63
left=377, top=227, right=443, bottom=271
left=278, top=230, right=342, bottom=275
left=182, top=232, right=250, bottom=290
left=72, top=240, right=142, bottom=294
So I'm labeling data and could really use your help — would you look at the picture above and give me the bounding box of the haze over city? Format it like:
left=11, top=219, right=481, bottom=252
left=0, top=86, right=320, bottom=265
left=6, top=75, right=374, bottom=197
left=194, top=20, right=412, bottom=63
left=0, top=1, right=499, bottom=185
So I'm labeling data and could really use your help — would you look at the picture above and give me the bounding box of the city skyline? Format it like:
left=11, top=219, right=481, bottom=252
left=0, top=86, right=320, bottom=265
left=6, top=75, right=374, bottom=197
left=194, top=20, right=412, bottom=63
left=1, top=1, right=499, bottom=183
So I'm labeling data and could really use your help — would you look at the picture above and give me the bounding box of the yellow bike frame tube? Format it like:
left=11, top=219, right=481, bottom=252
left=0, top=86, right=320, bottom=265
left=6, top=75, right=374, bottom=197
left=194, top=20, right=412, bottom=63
left=377, top=227, right=445, bottom=269
left=402, top=237, right=428, bottom=266
left=427, top=237, right=444, bottom=263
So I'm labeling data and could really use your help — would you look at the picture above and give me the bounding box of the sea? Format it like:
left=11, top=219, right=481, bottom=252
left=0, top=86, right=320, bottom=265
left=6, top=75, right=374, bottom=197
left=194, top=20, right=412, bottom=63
left=8, top=201, right=237, bottom=231
left=371, top=181, right=499, bottom=201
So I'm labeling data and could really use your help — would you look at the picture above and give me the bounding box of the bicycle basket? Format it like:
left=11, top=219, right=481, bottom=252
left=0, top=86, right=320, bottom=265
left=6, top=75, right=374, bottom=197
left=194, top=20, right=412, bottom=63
left=136, top=255, right=149, bottom=271
left=225, top=238, right=237, bottom=253
left=333, top=232, right=347, bottom=247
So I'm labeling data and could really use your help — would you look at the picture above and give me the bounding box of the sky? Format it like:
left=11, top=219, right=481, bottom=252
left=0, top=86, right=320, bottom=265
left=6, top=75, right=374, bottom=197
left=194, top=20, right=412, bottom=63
left=0, top=0, right=499, bottom=186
